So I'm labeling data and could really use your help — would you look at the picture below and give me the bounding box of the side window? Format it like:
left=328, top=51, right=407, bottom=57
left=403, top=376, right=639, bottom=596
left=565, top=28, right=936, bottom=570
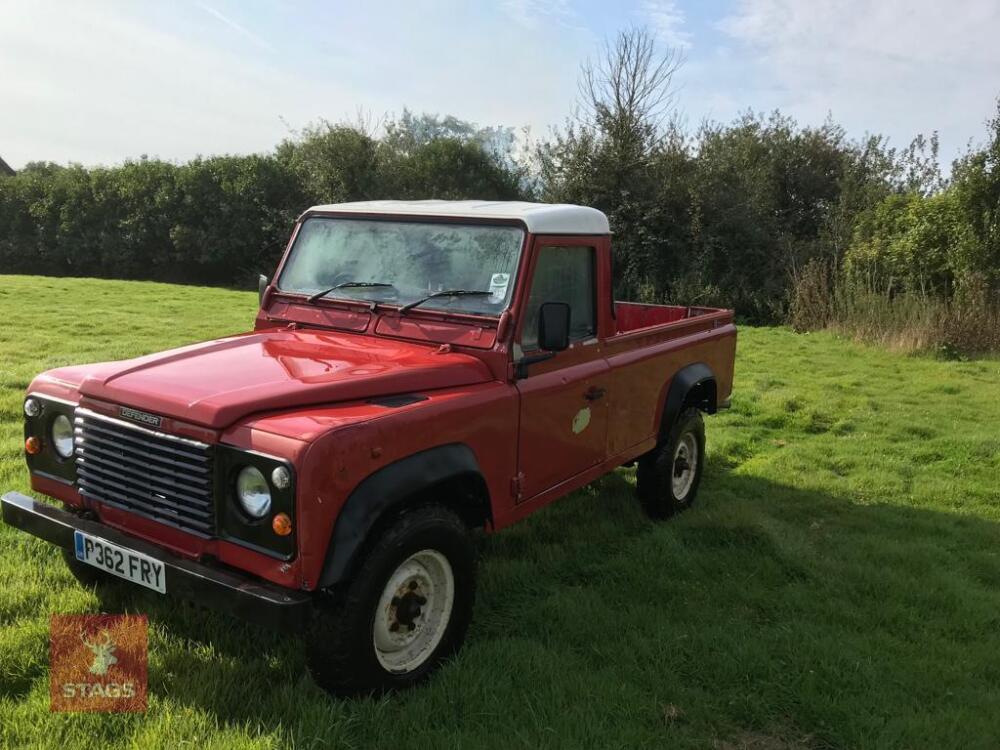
left=521, top=245, right=596, bottom=351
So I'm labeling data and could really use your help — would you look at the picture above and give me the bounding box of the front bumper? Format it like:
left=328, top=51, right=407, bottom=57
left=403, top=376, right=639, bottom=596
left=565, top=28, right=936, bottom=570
left=1, top=492, right=313, bottom=632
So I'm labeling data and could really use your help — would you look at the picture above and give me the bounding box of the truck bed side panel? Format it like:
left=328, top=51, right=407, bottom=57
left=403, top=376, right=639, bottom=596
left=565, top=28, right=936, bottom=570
left=603, top=311, right=736, bottom=457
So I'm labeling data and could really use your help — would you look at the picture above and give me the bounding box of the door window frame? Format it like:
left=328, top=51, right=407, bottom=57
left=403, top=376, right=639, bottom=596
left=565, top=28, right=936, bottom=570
left=514, top=238, right=600, bottom=354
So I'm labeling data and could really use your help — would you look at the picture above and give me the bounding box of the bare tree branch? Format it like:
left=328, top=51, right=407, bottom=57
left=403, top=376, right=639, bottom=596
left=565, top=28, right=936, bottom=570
left=578, top=26, right=683, bottom=145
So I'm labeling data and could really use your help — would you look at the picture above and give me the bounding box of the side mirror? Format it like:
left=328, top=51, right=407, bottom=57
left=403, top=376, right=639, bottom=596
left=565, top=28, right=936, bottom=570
left=538, top=302, right=571, bottom=352
left=258, top=274, right=269, bottom=306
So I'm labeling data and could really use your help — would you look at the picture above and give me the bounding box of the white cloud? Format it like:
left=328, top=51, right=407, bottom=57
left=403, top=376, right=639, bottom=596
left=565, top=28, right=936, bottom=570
left=6, top=0, right=991, bottom=174
left=712, top=0, right=1000, bottom=162
left=641, top=0, right=691, bottom=49
left=0, top=1, right=592, bottom=168
left=0, top=3, right=324, bottom=167
left=499, top=0, right=575, bottom=30
left=197, top=3, right=274, bottom=53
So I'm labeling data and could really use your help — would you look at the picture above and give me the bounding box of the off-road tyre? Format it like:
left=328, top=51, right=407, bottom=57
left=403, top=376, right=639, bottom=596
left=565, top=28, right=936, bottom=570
left=305, top=504, right=476, bottom=697
left=636, top=407, right=706, bottom=519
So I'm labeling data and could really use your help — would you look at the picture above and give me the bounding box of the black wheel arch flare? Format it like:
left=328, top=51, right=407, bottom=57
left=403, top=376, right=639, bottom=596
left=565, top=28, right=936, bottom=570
left=318, top=443, right=489, bottom=589
left=659, top=362, right=717, bottom=440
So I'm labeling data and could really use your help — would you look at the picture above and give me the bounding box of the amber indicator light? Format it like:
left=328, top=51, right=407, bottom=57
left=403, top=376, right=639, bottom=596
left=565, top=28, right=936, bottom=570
left=25, top=436, right=41, bottom=455
left=272, top=513, right=293, bottom=536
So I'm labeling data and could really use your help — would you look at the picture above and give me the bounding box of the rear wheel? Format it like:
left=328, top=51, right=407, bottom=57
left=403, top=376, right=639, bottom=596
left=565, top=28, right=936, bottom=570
left=637, top=408, right=705, bottom=519
left=305, top=505, right=476, bottom=697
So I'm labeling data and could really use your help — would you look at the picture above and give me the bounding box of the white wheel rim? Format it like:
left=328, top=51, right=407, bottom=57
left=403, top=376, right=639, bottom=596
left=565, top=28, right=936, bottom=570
left=372, top=549, right=455, bottom=674
left=672, top=432, right=698, bottom=499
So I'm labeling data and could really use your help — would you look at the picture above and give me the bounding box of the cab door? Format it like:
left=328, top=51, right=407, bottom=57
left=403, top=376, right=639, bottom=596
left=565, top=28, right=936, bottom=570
left=514, top=241, right=610, bottom=501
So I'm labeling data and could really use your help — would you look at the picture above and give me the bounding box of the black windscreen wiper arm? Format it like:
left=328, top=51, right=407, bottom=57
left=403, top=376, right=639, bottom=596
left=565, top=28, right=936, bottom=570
left=306, top=281, right=394, bottom=304
left=398, top=289, right=492, bottom=314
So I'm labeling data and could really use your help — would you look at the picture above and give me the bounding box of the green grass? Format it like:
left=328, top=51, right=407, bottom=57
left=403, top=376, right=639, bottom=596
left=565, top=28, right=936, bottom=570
left=1, top=274, right=999, bottom=749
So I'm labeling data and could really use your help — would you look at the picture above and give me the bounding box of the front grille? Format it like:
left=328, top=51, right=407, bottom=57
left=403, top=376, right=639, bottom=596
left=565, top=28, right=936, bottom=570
left=74, top=408, right=216, bottom=537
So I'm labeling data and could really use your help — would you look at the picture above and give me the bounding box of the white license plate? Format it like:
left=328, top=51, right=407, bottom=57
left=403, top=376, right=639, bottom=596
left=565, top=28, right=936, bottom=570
left=73, top=530, right=166, bottom=594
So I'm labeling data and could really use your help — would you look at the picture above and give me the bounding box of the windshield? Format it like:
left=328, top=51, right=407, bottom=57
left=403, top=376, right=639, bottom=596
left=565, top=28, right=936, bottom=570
left=277, top=218, right=525, bottom=316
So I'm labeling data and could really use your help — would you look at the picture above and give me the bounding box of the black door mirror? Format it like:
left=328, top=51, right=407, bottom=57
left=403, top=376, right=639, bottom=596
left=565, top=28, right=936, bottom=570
left=538, top=302, right=571, bottom=351
left=258, top=274, right=269, bottom=306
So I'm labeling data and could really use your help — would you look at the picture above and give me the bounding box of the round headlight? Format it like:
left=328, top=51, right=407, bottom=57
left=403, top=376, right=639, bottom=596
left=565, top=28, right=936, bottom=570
left=236, top=466, right=271, bottom=519
left=51, top=414, right=74, bottom=459
left=24, top=398, right=42, bottom=418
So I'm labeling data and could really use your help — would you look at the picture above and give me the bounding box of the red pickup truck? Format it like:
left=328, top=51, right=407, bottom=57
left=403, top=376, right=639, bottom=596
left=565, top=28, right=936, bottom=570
left=2, top=201, right=735, bottom=695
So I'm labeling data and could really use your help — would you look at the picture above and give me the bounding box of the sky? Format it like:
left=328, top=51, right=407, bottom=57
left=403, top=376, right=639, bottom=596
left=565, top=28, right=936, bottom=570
left=1, top=0, right=998, bottom=170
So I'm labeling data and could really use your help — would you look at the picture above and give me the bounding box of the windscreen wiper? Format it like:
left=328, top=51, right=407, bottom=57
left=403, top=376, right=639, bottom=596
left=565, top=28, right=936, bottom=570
left=398, top=289, right=492, bottom=314
left=306, top=281, right=394, bottom=304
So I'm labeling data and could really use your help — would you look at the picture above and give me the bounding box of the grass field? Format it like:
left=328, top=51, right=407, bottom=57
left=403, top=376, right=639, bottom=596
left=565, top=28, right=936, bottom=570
left=1, top=274, right=999, bottom=749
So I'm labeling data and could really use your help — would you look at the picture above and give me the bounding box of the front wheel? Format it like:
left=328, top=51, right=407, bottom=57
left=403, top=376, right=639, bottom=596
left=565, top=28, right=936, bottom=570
left=636, top=408, right=706, bottom=519
left=305, top=505, right=476, bottom=697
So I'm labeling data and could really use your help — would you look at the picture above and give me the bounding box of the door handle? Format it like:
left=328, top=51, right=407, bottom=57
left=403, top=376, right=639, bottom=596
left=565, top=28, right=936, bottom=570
left=584, top=386, right=606, bottom=401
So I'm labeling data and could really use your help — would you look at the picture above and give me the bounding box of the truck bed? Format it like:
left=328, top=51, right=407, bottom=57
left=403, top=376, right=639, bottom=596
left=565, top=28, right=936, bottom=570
left=613, top=302, right=729, bottom=335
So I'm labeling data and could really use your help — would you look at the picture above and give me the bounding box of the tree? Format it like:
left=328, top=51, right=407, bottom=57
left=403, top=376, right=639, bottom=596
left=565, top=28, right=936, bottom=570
left=951, top=99, right=1000, bottom=298
left=578, top=26, right=682, bottom=159
left=538, top=27, right=686, bottom=300
left=276, top=122, right=381, bottom=204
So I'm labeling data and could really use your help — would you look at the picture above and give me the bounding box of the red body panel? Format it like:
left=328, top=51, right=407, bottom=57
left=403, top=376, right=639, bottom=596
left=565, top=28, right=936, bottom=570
left=24, top=211, right=736, bottom=593
left=67, top=329, right=493, bottom=429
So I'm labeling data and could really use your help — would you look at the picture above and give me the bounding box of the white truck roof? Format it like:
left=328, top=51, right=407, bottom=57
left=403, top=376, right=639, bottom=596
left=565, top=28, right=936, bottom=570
left=305, top=200, right=610, bottom=235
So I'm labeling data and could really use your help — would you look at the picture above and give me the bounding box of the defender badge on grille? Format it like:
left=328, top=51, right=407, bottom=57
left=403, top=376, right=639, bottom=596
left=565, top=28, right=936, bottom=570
left=119, top=406, right=162, bottom=428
